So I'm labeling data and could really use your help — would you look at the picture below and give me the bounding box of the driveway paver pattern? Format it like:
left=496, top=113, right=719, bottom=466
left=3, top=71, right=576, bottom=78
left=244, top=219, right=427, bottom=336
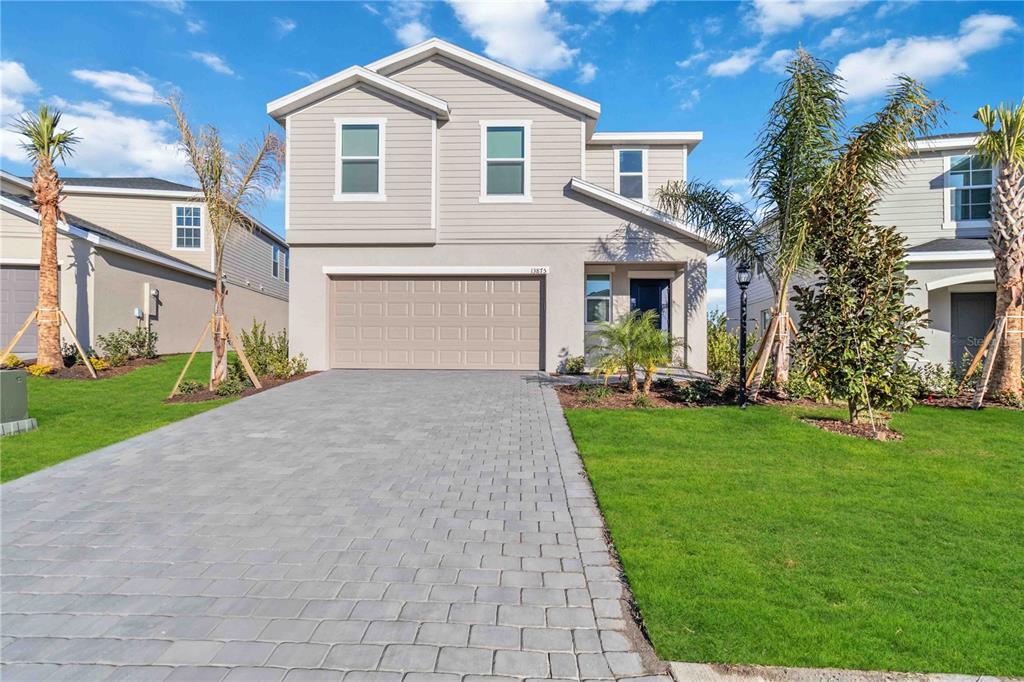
left=2, top=371, right=668, bottom=681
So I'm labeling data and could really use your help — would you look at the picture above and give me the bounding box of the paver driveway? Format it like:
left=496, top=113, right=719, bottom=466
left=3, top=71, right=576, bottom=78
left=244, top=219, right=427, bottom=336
left=2, top=371, right=666, bottom=681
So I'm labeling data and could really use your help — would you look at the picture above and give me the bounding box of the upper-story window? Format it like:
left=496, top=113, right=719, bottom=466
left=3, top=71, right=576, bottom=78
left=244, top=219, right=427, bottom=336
left=272, top=244, right=280, bottom=278
left=616, top=149, right=646, bottom=200
left=949, top=154, right=992, bottom=222
left=335, top=118, right=386, bottom=201
left=481, top=121, right=531, bottom=202
left=173, top=205, right=203, bottom=250
left=585, top=274, right=611, bottom=323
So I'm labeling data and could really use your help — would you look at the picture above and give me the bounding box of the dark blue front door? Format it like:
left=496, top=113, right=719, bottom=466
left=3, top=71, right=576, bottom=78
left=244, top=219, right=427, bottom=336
left=630, top=279, right=670, bottom=331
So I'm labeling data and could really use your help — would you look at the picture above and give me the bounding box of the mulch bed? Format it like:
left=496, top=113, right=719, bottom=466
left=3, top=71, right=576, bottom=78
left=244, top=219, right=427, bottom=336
left=917, top=394, right=1023, bottom=410
left=45, top=357, right=162, bottom=380
left=555, top=381, right=736, bottom=409
left=164, top=371, right=318, bottom=404
left=801, top=416, right=904, bottom=441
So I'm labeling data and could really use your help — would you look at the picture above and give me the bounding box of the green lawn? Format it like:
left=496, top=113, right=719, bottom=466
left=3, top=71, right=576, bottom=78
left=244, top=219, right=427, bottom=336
left=2, top=354, right=233, bottom=483
left=565, top=405, right=1024, bottom=676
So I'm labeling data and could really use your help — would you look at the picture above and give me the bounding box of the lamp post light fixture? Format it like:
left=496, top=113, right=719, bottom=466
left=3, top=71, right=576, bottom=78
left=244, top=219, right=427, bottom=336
left=735, top=262, right=753, bottom=409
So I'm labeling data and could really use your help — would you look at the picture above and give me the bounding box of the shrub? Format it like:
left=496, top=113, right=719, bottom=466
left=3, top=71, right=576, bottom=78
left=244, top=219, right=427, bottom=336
left=215, top=374, right=247, bottom=396
left=676, top=379, right=715, bottom=403
left=577, top=383, right=612, bottom=405
left=61, top=341, right=81, bottom=367
left=96, top=327, right=158, bottom=366
left=89, top=357, right=111, bottom=371
left=178, top=379, right=204, bottom=395
left=631, top=392, right=653, bottom=409
left=26, top=363, right=53, bottom=376
left=1, top=353, right=24, bottom=369
left=239, top=319, right=304, bottom=379
left=652, top=377, right=676, bottom=391
left=589, top=310, right=678, bottom=395
left=707, top=310, right=761, bottom=383
left=781, top=354, right=828, bottom=402
left=995, top=389, right=1024, bottom=408
left=562, top=355, right=586, bottom=375
left=914, top=362, right=959, bottom=399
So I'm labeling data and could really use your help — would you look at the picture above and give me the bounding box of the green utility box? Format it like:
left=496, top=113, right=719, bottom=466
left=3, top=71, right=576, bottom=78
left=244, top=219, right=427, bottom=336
left=1, top=368, right=37, bottom=435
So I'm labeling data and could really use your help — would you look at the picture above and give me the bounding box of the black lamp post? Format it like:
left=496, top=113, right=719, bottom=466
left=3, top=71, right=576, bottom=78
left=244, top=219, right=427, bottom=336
left=735, top=262, right=753, bottom=408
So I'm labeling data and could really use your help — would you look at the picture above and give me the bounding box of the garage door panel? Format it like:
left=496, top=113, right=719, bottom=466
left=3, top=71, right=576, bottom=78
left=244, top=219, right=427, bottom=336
left=330, top=276, right=542, bottom=369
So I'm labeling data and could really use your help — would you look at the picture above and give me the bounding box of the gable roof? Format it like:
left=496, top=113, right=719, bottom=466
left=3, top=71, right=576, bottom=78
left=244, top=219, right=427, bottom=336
left=568, top=177, right=715, bottom=248
left=267, top=65, right=451, bottom=124
left=365, top=38, right=601, bottom=121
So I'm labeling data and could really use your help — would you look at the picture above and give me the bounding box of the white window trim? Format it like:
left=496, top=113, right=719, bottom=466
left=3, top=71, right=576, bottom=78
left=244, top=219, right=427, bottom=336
left=614, top=147, right=648, bottom=203
left=585, top=273, right=612, bottom=325
left=284, top=250, right=290, bottom=283
left=171, top=203, right=204, bottom=252
left=334, top=117, right=387, bottom=202
left=479, top=120, right=532, bottom=203
left=272, top=244, right=280, bottom=279
left=941, top=153, right=994, bottom=232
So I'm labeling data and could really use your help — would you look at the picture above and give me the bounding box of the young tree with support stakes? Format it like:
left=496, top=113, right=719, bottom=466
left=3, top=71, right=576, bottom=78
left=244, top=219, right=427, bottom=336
left=963, top=100, right=1024, bottom=405
left=1, top=106, right=94, bottom=377
left=166, top=96, right=282, bottom=390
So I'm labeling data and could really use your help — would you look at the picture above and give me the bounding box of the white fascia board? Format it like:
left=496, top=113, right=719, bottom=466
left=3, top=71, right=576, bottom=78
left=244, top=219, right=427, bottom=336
left=904, top=250, right=993, bottom=263
left=59, top=185, right=204, bottom=199
left=0, top=169, right=32, bottom=190
left=589, top=132, right=703, bottom=149
left=322, top=266, right=549, bottom=276
left=365, top=38, right=601, bottom=121
left=267, top=65, right=450, bottom=123
left=568, top=177, right=715, bottom=247
left=910, top=135, right=979, bottom=152
left=0, top=196, right=215, bottom=281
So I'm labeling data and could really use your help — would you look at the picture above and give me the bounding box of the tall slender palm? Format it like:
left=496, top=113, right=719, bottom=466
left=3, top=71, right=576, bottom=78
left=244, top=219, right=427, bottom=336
left=660, top=49, right=844, bottom=396
left=13, top=106, right=80, bottom=368
left=973, top=100, right=1024, bottom=399
left=167, top=96, right=282, bottom=387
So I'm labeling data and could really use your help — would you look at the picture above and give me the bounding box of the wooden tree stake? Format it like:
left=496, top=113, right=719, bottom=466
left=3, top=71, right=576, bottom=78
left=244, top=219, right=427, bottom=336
left=58, top=310, right=97, bottom=379
left=747, top=313, right=781, bottom=396
left=169, top=317, right=212, bottom=398
left=1, top=309, right=39, bottom=360
left=224, top=317, right=262, bottom=390
left=971, top=315, right=1007, bottom=409
left=957, top=321, right=995, bottom=393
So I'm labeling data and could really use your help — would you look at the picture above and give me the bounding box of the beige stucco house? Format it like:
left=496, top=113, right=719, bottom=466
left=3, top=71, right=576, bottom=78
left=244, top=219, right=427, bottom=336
left=0, top=172, right=288, bottom=357
left=269, top=38, right=714, bottom=372
left=726, top=132, right=998, bottom=367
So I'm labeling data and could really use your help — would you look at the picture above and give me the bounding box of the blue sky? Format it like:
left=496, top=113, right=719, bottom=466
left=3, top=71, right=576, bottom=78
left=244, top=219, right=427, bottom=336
left=2, top=0, right=1022, bottom=309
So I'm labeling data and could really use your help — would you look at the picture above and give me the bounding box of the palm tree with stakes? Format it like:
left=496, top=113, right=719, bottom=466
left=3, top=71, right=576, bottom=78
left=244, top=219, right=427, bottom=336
left=970, top=100, right=1024, bottom=404
left=12, top=106, right=80, bottom=369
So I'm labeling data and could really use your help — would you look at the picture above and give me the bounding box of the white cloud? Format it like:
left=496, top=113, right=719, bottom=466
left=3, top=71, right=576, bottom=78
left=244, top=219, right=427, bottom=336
left=447, top=0, right=577, bottom=74
left=679, top=88, right=701, bottom=111
left=287, top=69, right=319, bottom=83
left=676, top=50, right=709, bottom=69
left=707, top=255, right=727, bottom=312
left=707, top=46, right=762, bottom=77
left=762, top=48, right=794, bottom=74
left=274, top=17, right=297, bottom=35
left=591, top=0, right=655, bottom=13
left=750, top=0, right=867, bottom=35
left=836, top=13, right=1018, bottom=100
left=0, top=61, right=39, bottom=115
left=577, top=62, right=598, bottom=84
left=875, top=0, right=917, bottom=19
left=396, top=20, right=430, bottom=46
left=819, top=27, right=848, bottom=49
left=71, top=70, right=159, bottom=105
left=362, top=2, right=380, bottom=15
left=185, top=18, right=205, bottom=33
left=189, top=51, right=235, bottom=76
left=150, top=0, right=185, bottom=15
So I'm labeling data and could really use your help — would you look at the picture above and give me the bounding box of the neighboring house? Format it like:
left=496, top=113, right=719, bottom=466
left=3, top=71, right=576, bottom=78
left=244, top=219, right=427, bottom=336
left=726, top=132, right=997, bottom=367
left=0, top=171, right=288, bottom=357
left=268, top=38, right=714, bottom=372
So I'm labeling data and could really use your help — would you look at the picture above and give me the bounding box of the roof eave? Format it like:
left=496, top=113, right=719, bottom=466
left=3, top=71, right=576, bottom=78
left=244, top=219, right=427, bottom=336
left=589, top=132, right=703, bottom=149
left=910, top=135, right=979, bottom=152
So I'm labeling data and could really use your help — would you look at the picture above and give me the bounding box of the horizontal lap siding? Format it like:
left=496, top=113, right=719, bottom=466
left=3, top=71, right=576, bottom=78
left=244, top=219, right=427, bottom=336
left=648, top=147, right=685, bottom=197
left=222, top=228, right=288, bottom=301
left=874, top=153, right=946, bottom=246
left=585, top=147, right=613, bottom=189
left=288, top=85, right=433, bottom=233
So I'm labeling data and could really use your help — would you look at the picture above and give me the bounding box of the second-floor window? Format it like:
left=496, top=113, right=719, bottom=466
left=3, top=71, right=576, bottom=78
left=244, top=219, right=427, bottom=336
left=616, top=149, right=645, bottom=200
left=949, top=154, right=992, bottom=222
left=272, top=244, right=280, bottom=278
left=336, top=119, right=385, bottom=200
left=481, top=121, right=530, bottom=201
left=174, top=205, right=202, bottom=250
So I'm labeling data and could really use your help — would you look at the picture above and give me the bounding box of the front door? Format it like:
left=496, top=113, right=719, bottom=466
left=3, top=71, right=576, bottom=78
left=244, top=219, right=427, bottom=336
left=630, top=279, right=670, bottom=331
left=951, top=292, right=995, bottom=367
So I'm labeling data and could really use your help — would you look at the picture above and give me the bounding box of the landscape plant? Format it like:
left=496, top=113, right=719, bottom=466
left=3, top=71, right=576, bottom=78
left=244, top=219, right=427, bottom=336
left=706, top=310, right=761, bottom=384
left=95, top=327, right=158, bottom=367
left=11, top=106, right=80, bottom=369
left=796, top=77, right=941, bottom=424
left=1, top=354, right=24, bottom=369
left=589, top=309, right=675, bottom=395
left=167, top=96, right=282, bottom=388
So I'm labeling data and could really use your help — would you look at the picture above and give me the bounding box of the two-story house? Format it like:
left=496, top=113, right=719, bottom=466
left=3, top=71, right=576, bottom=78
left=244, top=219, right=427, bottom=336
left=0, top=171, right=289, bottom=357
left=269, top=38, right=714, bottom=372
left=726, top=132, right=997, bottom=367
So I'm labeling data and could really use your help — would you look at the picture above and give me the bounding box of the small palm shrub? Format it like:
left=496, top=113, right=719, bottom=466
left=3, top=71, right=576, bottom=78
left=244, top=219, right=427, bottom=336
left=590, top=310, right=678, bottom=395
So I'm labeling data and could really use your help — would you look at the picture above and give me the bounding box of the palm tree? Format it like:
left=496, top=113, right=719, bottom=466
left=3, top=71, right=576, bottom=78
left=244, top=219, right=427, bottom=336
left=12, top=106, right=80, bottom=368
left=660, top=49, right=844, bottom=397
left=167, top=96, right=282, bottom=387
left=973, top=100, right=1024, bottom=400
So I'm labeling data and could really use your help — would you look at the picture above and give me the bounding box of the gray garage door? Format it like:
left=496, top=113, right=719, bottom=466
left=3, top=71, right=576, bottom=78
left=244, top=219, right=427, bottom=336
left=1, top=265, right=39, bottom=356
left=329, top=276, right=542, bottom=369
